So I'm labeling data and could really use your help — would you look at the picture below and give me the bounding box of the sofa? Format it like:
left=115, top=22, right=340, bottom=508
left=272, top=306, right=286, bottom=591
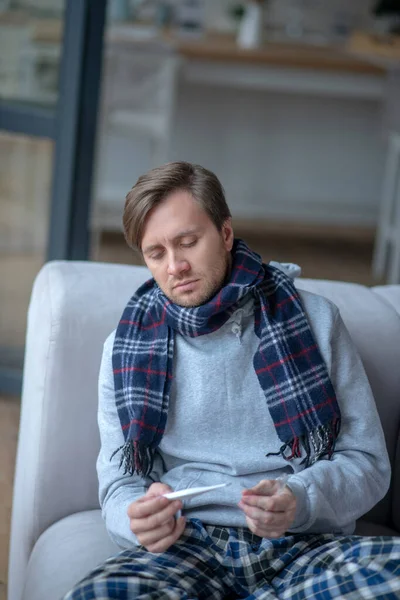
left=8, top=260, right=400, bottom=600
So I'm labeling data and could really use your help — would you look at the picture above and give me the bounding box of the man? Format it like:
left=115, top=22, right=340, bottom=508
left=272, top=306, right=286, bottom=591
left=65, top=162, right=400, bottom=599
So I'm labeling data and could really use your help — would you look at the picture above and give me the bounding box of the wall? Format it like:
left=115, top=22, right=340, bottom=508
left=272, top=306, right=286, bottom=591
left=93, top=0, right=387, bottom=230
left=95, top=78, right=385, bottom=228
left=171, top=83, right=385, bottom=226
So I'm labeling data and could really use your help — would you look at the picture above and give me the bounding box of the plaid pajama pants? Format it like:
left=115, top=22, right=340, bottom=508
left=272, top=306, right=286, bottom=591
left=64, top=518, right=400, bottom=600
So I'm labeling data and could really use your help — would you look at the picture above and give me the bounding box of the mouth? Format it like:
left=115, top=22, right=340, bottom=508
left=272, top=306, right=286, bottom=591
left=173, top=279, right=199, bottom=291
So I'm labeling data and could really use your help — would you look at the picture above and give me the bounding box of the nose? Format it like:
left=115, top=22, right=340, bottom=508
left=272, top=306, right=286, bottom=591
left=167, top=252, right=190, bottom=277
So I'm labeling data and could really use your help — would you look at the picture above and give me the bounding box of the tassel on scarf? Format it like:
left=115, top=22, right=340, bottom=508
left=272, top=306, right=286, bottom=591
left=266, top=417, right=341, bottom=468
left=110, top=440, right=155, bottom=477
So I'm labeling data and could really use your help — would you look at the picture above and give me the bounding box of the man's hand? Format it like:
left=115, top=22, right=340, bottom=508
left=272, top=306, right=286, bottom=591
left=238, top=479, right=296, bottom=539
left=127, top=482, right=186, bottom=553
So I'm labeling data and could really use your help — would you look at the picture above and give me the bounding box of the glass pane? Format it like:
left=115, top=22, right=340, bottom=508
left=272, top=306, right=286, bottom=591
left=90, top=2, right=180, bottom=267
left=0, top=0, right=64, bottom=107
left=0, top=130, right=53, bottom=373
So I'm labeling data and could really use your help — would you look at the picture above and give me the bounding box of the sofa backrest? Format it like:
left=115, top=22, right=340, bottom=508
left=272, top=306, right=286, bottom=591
left=11, top=261, right=400, bottom=576
left=296, top=279, right=400, bottom=531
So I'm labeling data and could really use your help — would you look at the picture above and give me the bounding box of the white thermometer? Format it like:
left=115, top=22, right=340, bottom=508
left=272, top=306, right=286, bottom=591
left=163, top=482, right=230, bottom=501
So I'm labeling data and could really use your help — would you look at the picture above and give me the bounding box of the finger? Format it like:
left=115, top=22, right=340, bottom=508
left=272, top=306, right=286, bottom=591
left=130, top=499, right=182, bottom=532
left=147, top=516, right=187, bottom=554
left=130, top=500, right=182, bottom=533
left=239, top=503, right=289, bottom=529
left=137, top=518, right=176, bottom=547
left=246, top=516, right=286, bottom=539
left=127, top=495, right=170, bottom=519
left=242, top=479, right=280, bottom=497
left=146, top=482, right=173, bottom=497
left=240, top=494, right=291, bottom=513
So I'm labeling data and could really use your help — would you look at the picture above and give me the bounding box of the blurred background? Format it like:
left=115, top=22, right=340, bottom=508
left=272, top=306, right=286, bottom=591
left=2, top=0, right=400, bottom=389
left=1, top=0, right=400, bottom=594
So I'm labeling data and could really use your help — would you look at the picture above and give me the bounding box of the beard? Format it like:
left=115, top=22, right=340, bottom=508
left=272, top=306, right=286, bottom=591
left=161, top=251, right=232, bottom=308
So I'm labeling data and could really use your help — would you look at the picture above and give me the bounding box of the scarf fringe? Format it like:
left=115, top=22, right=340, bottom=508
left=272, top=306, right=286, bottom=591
left=266, top=417, right=341, bottom=468
left=110, top=440, right=155, bottom=477
left=112, top=418, right=341, bottom=476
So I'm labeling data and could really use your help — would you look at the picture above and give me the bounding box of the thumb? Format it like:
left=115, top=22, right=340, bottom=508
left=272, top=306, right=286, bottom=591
left=242, top=479, right=278, bottom=496
left=146, top=482, right=173, bottom=497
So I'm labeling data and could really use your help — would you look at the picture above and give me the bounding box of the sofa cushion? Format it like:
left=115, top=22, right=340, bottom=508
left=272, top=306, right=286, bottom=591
left=22, top=508, right=399, bottom=600
left=372, top=285, right=400, bottom=533
left=22, top=510, right=120, bottom=600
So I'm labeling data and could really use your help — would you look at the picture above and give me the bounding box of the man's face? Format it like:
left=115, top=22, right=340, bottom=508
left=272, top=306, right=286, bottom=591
left=141, top=190, right=234, bottom=307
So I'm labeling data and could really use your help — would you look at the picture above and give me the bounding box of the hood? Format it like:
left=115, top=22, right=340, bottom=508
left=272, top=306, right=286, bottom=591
left=269, top=260, right=302, bottom=280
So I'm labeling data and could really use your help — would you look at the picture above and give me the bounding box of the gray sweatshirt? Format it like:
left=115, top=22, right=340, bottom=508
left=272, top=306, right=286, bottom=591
left=97, top=264, right=390, bottom=549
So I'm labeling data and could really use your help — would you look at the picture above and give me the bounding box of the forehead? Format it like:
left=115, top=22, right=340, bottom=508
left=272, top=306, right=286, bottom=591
left=141, top=190, right=213, bottom=246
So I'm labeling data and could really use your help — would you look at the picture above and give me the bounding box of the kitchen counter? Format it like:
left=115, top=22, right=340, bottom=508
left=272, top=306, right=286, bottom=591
left=28, top=14, right=399, bottom=75
left=169, top=33, right=387, bottom=75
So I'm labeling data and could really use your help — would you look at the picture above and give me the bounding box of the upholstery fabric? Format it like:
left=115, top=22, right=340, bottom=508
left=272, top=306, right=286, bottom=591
left=23, top=511, right=119, bottom=600
left=7, top=261, right=400, bottom=600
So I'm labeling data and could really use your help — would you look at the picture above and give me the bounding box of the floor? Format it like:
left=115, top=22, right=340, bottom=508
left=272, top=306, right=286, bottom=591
left=0, top=225, right=382, bottom=599
left=0, top=395, right=19, bottom=600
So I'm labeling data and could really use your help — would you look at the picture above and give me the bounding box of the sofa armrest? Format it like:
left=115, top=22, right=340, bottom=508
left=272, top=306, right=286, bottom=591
left=8, top=260, right=150, bottom=600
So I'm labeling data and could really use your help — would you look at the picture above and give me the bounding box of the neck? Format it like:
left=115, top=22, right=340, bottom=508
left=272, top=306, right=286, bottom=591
left=225, top=252, right=233, bottom=285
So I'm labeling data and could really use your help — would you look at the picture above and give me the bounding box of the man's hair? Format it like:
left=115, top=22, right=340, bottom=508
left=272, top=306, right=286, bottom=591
left=123, top=161, right=232, bottom=252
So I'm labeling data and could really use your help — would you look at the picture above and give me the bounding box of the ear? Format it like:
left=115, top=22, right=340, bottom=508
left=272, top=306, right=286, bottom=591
left=222, top=218, right=234, bottom=252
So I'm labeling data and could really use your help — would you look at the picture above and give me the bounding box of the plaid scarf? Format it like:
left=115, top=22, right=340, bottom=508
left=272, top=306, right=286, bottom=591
left=112, top=239, right=341, bottom=476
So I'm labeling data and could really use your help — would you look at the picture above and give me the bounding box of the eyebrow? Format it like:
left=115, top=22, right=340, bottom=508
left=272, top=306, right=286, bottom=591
left=142, top=228, right=201, bottom=255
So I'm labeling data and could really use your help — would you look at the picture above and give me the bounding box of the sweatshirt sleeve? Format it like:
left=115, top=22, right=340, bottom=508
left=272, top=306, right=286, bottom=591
left=96, top=331, right=165, bottom=549
left=286, top=310, right=391, bottom=534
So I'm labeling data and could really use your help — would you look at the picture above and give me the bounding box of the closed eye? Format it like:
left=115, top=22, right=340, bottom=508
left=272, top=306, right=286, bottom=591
left=150, top=251, right=164, bottom=260
left=181, top=240, right=196, bottom=248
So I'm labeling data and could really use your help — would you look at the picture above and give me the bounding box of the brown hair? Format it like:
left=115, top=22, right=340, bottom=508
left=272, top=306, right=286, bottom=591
left=123, top=161, right=231, bottom=252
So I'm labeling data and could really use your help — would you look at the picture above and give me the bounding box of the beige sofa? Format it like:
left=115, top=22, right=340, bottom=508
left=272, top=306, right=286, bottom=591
left=8, top=260, right=400, bottom=600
